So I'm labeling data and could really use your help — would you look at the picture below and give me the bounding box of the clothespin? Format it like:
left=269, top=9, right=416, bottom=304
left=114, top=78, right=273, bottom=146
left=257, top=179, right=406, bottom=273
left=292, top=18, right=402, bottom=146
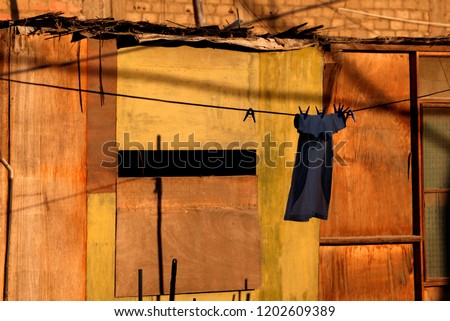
left=334, top=103, right=356, bottom=123
left=334, top=103, right=349, bottom=118
left=299, top=106, right=310, bottom=119
left=345, top=109, right=356, bottom=123
left=315, top=106, right=325, bottom=118
left=243, top=108, right=256, bottom=122
left=333, top=103, right=339, bottom=113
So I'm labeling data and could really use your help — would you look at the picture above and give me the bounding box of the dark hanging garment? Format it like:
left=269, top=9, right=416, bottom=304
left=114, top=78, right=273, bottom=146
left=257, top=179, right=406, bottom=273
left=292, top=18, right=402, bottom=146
left=284, top=112, right=347, bottom=222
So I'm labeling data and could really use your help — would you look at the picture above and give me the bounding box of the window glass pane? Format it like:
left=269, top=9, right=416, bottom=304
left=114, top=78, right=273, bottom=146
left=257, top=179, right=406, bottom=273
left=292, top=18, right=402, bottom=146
left=424, top=192, right=449, bottom=278
left=423, top=106, right=450, bottom=280
left=419, top=57, right=450, bottom=99
left=422, top=107, right=450, bottom=189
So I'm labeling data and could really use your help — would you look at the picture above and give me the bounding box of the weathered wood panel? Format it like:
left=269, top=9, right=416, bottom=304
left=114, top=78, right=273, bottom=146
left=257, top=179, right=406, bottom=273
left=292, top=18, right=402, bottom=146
left=424, top=286, right=450, bottom=300
left=0, top=28, right=10, bottom=301
left=319, top=244, right=415, bottom=300
left=7, top=34, right=87, bottom=300
left=87, top=39, right=117, bottom=194
left=321, top=52, right=412, bottom=237
left=86, top=193, right=116, bottom=300
left=115, top=176, right=261, bottom=297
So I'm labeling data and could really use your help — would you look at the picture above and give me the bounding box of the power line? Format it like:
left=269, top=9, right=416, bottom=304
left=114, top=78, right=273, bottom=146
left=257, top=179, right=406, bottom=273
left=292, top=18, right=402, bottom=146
left=1, top=77, right=450, bottom=117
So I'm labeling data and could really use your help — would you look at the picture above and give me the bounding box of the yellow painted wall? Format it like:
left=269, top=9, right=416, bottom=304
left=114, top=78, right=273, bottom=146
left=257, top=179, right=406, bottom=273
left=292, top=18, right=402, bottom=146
left=256, top=49, right=322, bottom=301
left=86, top=193, right=116, bottom=300
left=116, top=46, right=259, bottom=149
left=87, top=45, right=322, bottom=301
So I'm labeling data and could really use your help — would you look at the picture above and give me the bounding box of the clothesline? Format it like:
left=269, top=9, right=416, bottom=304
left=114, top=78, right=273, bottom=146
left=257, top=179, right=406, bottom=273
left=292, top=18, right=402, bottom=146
left=354, top=87, right=450, bottom=112
left=1, top=77, right=450, bottom=117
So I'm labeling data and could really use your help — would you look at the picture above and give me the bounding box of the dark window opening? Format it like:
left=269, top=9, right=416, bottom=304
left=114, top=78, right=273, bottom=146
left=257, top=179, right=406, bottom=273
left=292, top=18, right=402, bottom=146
left=118, top=150, right=257, bottom=177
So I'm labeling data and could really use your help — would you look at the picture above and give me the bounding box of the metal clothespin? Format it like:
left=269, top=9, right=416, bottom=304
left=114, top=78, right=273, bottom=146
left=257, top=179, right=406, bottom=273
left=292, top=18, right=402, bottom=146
left=243, top=108, right=256, bottom=122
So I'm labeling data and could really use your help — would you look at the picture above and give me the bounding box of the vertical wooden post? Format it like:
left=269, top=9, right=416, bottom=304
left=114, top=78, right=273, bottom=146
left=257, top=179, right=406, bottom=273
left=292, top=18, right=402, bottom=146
left=9, top=0, right=19, bottom=20
left=192, top=0, right=206, bottom=27
left=409, top=52, right=423, bottom=301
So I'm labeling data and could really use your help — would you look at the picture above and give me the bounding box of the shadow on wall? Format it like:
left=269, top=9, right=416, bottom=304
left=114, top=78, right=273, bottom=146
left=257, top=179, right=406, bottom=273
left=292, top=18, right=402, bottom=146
left=9, top=0, right=19, bottom=21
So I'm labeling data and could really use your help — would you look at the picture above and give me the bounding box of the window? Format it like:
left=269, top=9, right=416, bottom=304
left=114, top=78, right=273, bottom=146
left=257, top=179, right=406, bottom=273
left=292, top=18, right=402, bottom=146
left=422, top=105, right=450, bottom=281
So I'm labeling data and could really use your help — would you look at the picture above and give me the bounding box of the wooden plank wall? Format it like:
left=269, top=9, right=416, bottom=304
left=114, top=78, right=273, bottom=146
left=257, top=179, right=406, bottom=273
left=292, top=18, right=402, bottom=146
left=319, top=52, right=415, bottom=300
left=6, top=33, right=87, bottom=300
left=322, top=52, right=412, bottom=237
left=320, top=244, right=414, bottom=300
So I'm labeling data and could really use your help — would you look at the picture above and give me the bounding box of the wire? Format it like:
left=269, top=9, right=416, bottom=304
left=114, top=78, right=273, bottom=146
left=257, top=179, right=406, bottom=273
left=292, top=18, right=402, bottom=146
left=237, top=0, right=273, bottom=34
left=1, top=76, right=450, bottom=117
left=0, top=77, right=295, bottom=116
left=338, top=8, right=450, bottom=28
left=320, top=2, right=382, bottom=37
left=354, top=87, right=450, bottom=112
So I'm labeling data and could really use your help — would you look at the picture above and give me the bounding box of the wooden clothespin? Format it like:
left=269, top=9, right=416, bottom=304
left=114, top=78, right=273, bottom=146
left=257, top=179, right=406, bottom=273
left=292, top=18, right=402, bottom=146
left=243, top=108, right=256, bottom=122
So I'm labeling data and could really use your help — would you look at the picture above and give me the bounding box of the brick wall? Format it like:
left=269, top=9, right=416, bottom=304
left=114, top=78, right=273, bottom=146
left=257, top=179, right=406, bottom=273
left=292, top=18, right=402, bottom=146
left=0, top=0, right=449, bottom=37
left=0, top=0, right=82, bottom=20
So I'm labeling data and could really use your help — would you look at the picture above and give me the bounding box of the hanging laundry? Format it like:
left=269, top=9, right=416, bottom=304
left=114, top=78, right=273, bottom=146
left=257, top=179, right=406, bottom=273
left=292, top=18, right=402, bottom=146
left=284, top=105, right=352, bottom=222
